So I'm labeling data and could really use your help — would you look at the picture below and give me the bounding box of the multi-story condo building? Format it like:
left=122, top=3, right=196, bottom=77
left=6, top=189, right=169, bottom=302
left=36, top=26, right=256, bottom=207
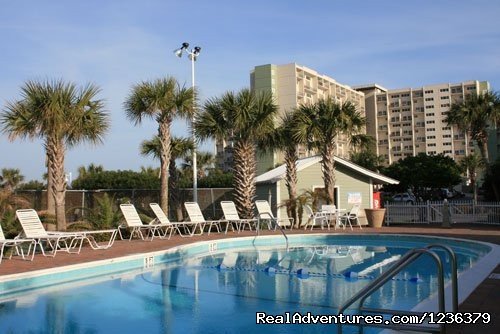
left=215, top=63, right=366, bottom=173
left=355, top=81, right=490, bottom=165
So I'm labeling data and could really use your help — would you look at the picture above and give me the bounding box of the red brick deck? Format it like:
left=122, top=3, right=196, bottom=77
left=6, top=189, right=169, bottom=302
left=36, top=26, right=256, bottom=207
left=1, top=226, right=499, bottom=333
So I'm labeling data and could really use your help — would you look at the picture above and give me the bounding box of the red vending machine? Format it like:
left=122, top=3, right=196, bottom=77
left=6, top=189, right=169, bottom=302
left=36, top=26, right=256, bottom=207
left=373, top=192, right=381, bottom=209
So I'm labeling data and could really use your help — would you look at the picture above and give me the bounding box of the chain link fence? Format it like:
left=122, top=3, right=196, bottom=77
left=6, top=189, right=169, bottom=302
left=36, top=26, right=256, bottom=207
left=15, top=188, right=234, bottom=223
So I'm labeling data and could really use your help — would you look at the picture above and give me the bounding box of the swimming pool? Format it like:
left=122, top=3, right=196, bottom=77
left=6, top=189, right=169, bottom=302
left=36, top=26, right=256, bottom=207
left=0, top=234, right=496, bottom=333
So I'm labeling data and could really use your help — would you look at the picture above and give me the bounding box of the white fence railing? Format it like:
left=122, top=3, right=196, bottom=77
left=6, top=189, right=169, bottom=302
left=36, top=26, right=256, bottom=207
left=385, top=201, right=500, bottom=225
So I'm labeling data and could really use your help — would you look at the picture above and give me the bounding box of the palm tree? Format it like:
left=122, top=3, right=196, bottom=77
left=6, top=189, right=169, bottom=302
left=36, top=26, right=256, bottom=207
left=446, top=91, right=500, bottom=163
left=125, top=77, right=194, bottom=213
left=349, top=148, right=385, bottom=172
left=1, top=168, right=25, bottom=191
left=182, top=151, right=215, bottom=179
left=141, top=135, right=194, bottom=220
left=195, top=89, right=278, bottom=218
left=446, top=91, right=500, bottom=199
left=293, top=98, right=366, bottom=204
left=0, top=186, right=30, bottom=238
left=1, top=80, right=109, bottom=230
left=459, top=154, right=486, bottom=203
left=77, top=163, right=104, bottom=178
left=258, top=111, right=304, bottom=227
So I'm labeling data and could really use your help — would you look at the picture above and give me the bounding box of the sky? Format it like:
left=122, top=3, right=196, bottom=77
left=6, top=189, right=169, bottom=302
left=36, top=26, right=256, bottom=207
left=1, top=0, right=499, bottom=181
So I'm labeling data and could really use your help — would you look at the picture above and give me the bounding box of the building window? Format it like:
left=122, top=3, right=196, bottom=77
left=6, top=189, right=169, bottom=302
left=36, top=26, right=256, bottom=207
left=425, top=112, right=435, bottom=117
left=466, top=86, right=476, bottom=91
left=443, top=134, right=452, bottom=138
left=444, top=142, right=452, bottom=146
left=440, top=88, right=449, bottom=92
left=426, top=128, right=435, bottom=132
left=424, top=90, right=434, bottom=94
left=426, top=135, right=436, bottom=139
left=441, top=104, right=450, bottom=108
left=440, top=96, right=450, bottom=100
left=427, top=143, right=437, bottom=147
left=425, top=105, right=435, bottom=109
left=425, top=97, right=434, bottom=101
left=426, top=120, right=435, bottom=124
left=442, top=126, right=451, bottom=130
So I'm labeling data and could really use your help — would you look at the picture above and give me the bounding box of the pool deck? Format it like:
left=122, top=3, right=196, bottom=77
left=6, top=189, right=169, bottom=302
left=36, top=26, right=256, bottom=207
left=1, top=225, right=498, bottom=333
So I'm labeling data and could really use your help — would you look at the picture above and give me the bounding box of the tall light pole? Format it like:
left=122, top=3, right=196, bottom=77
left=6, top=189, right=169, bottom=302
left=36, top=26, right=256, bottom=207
left=174, top=42, right=201, bottom=202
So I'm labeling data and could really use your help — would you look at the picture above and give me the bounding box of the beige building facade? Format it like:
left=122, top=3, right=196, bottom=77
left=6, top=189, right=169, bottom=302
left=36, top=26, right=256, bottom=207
left=215, top=62, right=492, bottom=171
left=215, top=63, right=366, bottom=173
left=355, top=80, right=490, bottom=165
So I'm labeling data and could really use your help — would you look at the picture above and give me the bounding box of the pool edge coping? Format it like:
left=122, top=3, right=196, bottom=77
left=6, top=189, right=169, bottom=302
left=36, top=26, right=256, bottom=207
left=1, top=233, right=498, bottom=311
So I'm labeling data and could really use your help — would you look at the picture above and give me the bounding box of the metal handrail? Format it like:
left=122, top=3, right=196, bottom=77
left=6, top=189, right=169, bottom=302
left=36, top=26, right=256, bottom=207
left=337, top=247, right=452, bottom=333
left=256, top=212, right=289, bottom=250
left=425, top=244, right=458, bottom=312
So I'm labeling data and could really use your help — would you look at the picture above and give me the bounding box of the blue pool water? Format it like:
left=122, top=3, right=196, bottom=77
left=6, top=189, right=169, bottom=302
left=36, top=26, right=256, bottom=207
left=0, top=235, right=492, bottom=333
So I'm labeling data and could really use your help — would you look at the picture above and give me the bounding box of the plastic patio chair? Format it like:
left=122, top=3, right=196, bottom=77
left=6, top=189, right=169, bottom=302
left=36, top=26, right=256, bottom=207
left=184, top=202, right=222, bottom=235
left=304, top=205, right=328, bottom=230
left=255, top=200, right=294, bottom=230
left=0, top=224, right=36, bottom=264
left=16, top=209, right=84, bottom=257
left=220, top=201, right=257, bottom=234
left=149, top=203, right=201, bottom=238
left=119, top=204, right=166, bottom=241
left=339, top=204, right=362, bottom=230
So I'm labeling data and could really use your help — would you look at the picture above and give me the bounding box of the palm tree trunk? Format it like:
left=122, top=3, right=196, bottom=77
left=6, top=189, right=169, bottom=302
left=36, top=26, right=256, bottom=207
left=169, top=159, right=184, bottom=221
left=233, top=140, right=256, bottom=219
left=284, top=147, right=298, bottom=227
left=472, top=175, right=478, bottom=204
left=479, top=140, right=500, bottom=200
left=48, top=138, right=67, bottom=231
left=45, top=147, right=56, bottom=227
left=321, top=143, right=336, bottom=204
left=159, top=121, right=172, bottom=212
left=478, top=140, right=490, bottom=164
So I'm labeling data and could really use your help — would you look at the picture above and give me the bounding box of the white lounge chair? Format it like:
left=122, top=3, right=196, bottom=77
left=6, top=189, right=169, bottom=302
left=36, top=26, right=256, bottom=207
left=321, top=204, right=338, bottom=229
left=119, top=204, right=165, bottom=241
left=255, top=200, right=294, bottom=230
left=220, top=201, right=257, bottom=234
left=340, top=204, right=362, bottom=230
left=16, top=209, right=83, bottom=257
left=304, top=205, right=328, bottom=230
left=149, top=203, right=200, bottom=238
left=184, top=202, right=221, bottom=235
left=0, top=224, right=36, bottom=264
left=16, top=209, right=117, bottom=254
